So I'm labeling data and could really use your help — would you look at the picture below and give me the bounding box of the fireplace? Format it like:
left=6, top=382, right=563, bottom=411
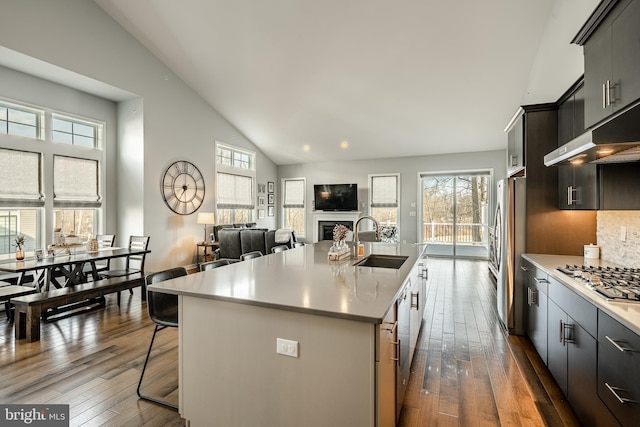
left=312, top=211, right=361, bottom=243
left=318, top=221, right=353, bottom=241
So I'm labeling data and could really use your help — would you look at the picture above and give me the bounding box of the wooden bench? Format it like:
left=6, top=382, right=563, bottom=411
left=12, top=273, right=146, bottom=343
left=0, top=284, right=39, bottom=320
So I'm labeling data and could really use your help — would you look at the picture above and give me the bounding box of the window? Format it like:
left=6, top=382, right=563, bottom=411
left=0, top=148, right=44, bottom=207
left=369, top=174, right=399, bottom=227
left=0, top=209, right=38, bottom=255
left=53, top=209, right=95, bottom=237
left=53, top=156, right=100, bottom=206
left=420, top=171, right=490, bottom=258
left=0, top=102, right=43, bottom=139
left=52, top=114, right=101, bottom=148
left=282, top=178, right=305, bottom=236
left=215, top=143, right=255, bottom=223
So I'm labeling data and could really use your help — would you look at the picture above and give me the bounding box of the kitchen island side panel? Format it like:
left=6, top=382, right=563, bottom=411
left=179, top=295, right=376, bottom=427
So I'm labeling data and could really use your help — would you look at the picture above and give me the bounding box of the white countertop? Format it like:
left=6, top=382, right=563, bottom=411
left=148, top=241, right=426, bottom=323
left=523, top=253, right=640, bottom=335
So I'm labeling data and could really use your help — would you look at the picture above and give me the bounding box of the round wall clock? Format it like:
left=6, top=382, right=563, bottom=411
left=161, top=160, right=205, bottom=215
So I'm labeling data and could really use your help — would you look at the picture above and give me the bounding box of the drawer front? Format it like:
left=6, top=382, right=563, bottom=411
left=598, top=310, right=640, bottom=426
left=548, top=276, right=597, bottom=338
left=530, top=266, right=549, bottom=295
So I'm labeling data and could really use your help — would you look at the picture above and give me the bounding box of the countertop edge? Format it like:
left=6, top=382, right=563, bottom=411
left=522, top=253, right=640, bottom=336
left=148, top=284, right=386, bottom=324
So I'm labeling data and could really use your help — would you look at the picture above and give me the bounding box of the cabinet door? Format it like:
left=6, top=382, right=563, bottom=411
left=526, top=280, right=548, bottom=365
left=507, top=113, right=524, bottom=176
left=409, top=260, right=427, bottom=360
left=547, top=299, right=568, bottom=396
left=584, top=24, right=613, bottom=128
left=378, top=307, right=397, bottom=426
left=598, top=311, right=640, bottom=426
left=568, top=322, right=619, bottom=427
left=612, top=0, right=640, bottom=112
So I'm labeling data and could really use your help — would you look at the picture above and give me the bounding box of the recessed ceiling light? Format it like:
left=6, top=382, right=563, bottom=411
left=340, top=141, right=349, bottom=149
left=303, top=144, right=311, bottom=152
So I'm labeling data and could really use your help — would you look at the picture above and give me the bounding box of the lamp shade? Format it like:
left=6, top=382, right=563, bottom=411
left=196, top=212, right=215, bottom=225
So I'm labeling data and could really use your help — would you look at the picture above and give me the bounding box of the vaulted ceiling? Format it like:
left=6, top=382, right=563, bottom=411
left=94, top=0, right=599, bottom=165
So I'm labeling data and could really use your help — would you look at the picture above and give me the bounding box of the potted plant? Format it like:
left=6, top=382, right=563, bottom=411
left=14, top=233, right=25, bottom=260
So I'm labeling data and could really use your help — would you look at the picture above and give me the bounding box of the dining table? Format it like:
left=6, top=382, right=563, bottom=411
left=0, top=247, right=150, bottom=292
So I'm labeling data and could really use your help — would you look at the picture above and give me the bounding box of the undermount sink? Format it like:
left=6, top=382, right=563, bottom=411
left=353, top=254, right=408, bottom=269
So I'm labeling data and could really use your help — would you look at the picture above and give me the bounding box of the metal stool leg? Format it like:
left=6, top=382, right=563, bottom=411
left=136, top=324, right=178, bottom=410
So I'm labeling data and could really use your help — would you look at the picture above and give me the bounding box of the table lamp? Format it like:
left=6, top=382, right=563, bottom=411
left=196, top=212, right=215, bottom=244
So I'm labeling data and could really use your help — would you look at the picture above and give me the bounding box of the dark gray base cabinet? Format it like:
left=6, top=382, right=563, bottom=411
left=598, top=311, right=640, bottom=426
left=523, top=260, right=548, bottom=364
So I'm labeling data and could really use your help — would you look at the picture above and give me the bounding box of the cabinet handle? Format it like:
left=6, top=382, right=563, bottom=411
left=391, top=340, right=400, bottom=364
left=527, top=287, right=532, bottom=306
left=383, top=321, right=398, bottom=333
left=567, top=186, right=579, bottom=205
left=521, top=266, right=531, bottom=272
left=605, top=80, right=616, bottom=107
left=530, top=288, right=538, bottom=306
left=605, top=382, right=636, bottom=404
left=418, top=268, right=428, bottom=280
left=411, top=292, right=419, bottom=310
left=603, top=82, right=607, bottom=109
left=563, top=322, right=574, bottom=344
left=605, top=335, right=637, bottom=353
left=560, top=320, right=564, bottom=344
left=533, top=277, right=548, bottom=284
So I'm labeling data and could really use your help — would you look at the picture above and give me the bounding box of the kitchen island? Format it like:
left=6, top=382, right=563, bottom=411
left=148, top=241, right=427, bottom=427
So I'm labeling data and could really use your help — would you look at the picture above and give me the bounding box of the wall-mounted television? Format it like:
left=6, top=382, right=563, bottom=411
left=313, top=184, right=358, bottom=211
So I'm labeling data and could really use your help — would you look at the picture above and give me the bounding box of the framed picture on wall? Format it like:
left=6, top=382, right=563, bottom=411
left=268, top=206, right=274, bottom=216
left=258, top=196, right=266, bottom=206
left=258, top=183, right=266, bottom=194
left=268, top=194, right=274, bottom=205
left=258, top=209, right=265, bottom=219
left=268, top=181, right=274, bottom=193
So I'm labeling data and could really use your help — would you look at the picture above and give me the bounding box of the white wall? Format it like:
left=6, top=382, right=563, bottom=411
left=278, top=149, right=506, bottom=244
left=0, top=0, right=278, bottom=270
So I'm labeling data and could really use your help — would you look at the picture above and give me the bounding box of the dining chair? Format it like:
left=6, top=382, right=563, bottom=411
left=199, top=259, right=231, bottom=271
left=271, top=245, right=288, bottom=254
left=83, top=234, right=116, bottom=278
left=99, top=236, right=150, bottom=279
left=99, top=236, right=150, bottom=300
left=137, top=267, right=187, bottom=410
left=240, top=251, right=263, bottom=261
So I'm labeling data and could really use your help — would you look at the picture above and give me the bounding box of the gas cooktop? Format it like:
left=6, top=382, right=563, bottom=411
left=557, top=264, right=640, bottom=302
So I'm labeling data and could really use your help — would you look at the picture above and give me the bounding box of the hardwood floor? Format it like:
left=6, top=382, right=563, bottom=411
left=0, top=259, right=579, bottom=426
left=398, top=258, right=579, bottom=426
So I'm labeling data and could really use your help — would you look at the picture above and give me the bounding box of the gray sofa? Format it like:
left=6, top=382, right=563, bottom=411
left=215, top=228, right=295, bottom=260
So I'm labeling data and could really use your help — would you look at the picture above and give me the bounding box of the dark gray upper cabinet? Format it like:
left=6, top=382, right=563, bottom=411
left=576, top=0, right=640, bottom=128
left=506, top=109, right=525, bottom=177
left=557, top=80, right=599, bottom=210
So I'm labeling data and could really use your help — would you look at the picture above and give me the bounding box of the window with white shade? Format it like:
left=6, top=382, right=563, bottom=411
left=369, top=174, right=399, bottom=226
left=215, top=142, right=256, bottom=224
left=54, top=156, right=100, bottom=206
left=0, top=92, right=106, bottom=255
left=282, top=178, right=305, bottom=236
left=0, top=148, right=43, bottom=206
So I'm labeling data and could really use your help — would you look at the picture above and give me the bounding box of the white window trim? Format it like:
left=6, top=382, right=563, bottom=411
left=282, top=177, right=306, bottom=237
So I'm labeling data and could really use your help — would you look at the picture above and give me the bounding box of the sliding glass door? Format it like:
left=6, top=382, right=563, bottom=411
left=420, top=171, right=491, bottom=258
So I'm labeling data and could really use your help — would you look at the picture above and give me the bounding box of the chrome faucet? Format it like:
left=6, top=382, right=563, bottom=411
left=354, top=215, right=380, bottom=248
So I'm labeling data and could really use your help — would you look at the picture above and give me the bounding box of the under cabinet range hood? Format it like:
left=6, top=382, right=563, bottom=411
left=544, top=102, right=640, bottom=166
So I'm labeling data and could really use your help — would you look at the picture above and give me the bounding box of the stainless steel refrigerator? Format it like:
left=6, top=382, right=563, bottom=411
left=495, top=177, right=526, bottom=335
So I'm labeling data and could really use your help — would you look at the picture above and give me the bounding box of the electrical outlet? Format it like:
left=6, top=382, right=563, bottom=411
left=409, top=211, right=416, bottom=217
left=276, top=338, right=299, bottom=358
left=621, top=226, right=627, bottom=242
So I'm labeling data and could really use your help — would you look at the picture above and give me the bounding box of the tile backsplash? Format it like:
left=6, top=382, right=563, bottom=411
left=597, top=211, right=640, bottom=266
